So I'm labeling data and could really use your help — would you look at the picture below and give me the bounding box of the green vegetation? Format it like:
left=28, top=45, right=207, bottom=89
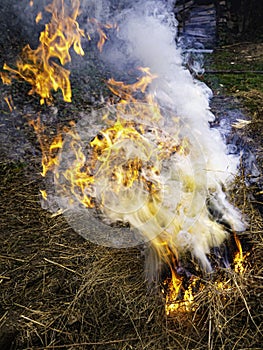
left=204, top=43, right=263, bottom=95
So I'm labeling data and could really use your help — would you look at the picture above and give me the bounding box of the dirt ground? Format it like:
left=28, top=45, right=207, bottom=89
left=0, top=1, right=262, bottom=349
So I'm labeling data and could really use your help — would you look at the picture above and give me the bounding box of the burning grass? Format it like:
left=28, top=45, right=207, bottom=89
left=0, top=159, right=262, bottom=349
left=0, top=2, right=262, bottom=348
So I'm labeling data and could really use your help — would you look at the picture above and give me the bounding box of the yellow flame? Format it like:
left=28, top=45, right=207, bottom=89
left=28, top=116, right=64, bottom=177
left=0, top=71, right=12, bottom=85
left=61, top=128, right=95, bottom=209
left=164, top=272, right=204, bottom=315
left=35, top=12, right=43, bottom=24
left=4, top=96, right=14, bottom=112
left=87, top=18, right=118, bottom=52
left=2, top=0, right=85, bottom=104
left=52, top=115, right=168, bottom=210
left=108, top=67, right=158, bottom=102
left=2, top=0, right=249, bottom=317
left=40, top=189, right=48, bottom=200
left=233, top=232, right=248, bottom=274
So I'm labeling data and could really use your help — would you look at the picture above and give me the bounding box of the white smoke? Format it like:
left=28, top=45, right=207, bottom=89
left=86, top=0, right=246, bottom=268
left=35, top=0, right=246, bottom=278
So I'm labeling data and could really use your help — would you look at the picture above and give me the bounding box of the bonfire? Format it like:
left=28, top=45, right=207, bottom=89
left=0, top=0, right=262, bottom=349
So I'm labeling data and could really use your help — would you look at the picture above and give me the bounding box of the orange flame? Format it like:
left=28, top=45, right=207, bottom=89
left=88, top=18, right=118, bottom=52
left=52, top=115, right=169, bottom=210
left=2, top=0, right=249, bottom=318
left=35, top=12, right=43, bottom=24
left=1, top=0, right=85, bottom=104
left=160, top=244, right=204, bottom=315
left=108, top=67, right=158, bottom=102
left=4, top=96, right=14, bottom=112
left=0, top=72, right=12, bottom=85
left=28, top=116, right=64, bottom=177
left=165, top=275, right=204, bottom=315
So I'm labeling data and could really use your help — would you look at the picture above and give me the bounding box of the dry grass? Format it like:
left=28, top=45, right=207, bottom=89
left=0, top=40, right=262, bottom=350
left=0, top=150, right=262, bottom=350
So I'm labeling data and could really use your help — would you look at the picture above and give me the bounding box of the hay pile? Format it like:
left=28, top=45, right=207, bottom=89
left=0, top=150, right=262, bottom=350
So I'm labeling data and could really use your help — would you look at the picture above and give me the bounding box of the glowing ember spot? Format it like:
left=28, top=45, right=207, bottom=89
left=2, top=0, right=85, bottom=104
left=214, top=281, right=232, bottom=293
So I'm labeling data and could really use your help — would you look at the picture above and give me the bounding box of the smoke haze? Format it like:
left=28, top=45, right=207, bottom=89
left=6, top=0, right=246, bottom=276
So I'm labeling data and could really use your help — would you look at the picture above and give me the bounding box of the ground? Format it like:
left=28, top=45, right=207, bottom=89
left=0, top=2, right=262, bottom=349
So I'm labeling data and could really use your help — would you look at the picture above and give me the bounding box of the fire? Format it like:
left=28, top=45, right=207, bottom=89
left=40, top=189, right=48, bottom=201
left=3, top=0, right=249, bottom=318
left=161, top=245, right=205, bottom=316
left=35, top=12, right=43, bottom=24
left=28, top=116, right=64, bottom=177
left=165, top=275, right=204, bottom=315
left=37, top=65, right=194, bottom=252
left=4, top=96, right=14, bottom=112
left=90, top=120, right=148, bottom=193
left=164, top=231, right=249, bottom=316
left=88, top=18, right=118, bottom=52
left=1, top=72, right=12, bottom=85
left=34, top=63, right=243, bottom=315
left=58, top=128, right=95, bottom=209
left=1, top=1, right=120, bottom=104
left=233, top=232, right=248, bottom=274
left=108, top=67, right=158, bottom=102
left=1, top=0, right=85, bottom=104
left=52, top=112, right=177, bottom=213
